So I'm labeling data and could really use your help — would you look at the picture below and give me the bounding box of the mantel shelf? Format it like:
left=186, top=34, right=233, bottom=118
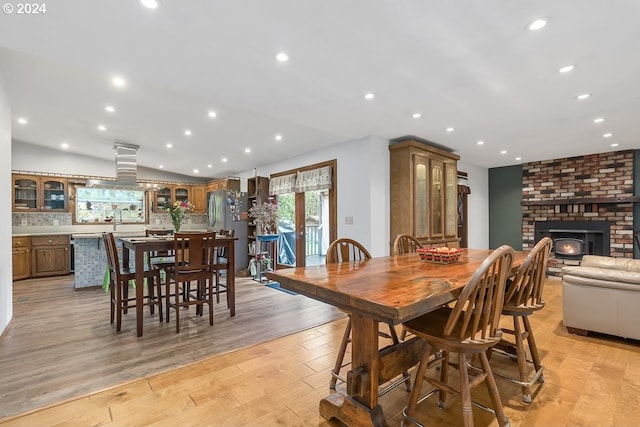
left=521, top=196, right=640, bottom=206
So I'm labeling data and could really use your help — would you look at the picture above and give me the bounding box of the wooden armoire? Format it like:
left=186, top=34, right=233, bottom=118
left=389, top=136, right=460, bottom=251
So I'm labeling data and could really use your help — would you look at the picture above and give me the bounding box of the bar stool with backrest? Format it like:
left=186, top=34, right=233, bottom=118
left=165, top=232, right=216, bottom=333
left=102, top=232, right=163, bottom=332
left=213, top=229, right=234, bottom=306
left=145, top=228, right=175, bottom=270
left=402, top=245, right=515, bottom=427
left=393, top=234, right=423, bottom=255
left=326, top=238, right=412, bottom=394
left=492, top=237, right=552, bottom=403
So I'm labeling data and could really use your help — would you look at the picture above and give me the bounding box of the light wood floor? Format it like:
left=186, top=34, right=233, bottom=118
left=2, top=277, right=640, bottom=426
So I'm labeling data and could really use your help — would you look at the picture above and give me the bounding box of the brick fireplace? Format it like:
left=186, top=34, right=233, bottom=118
left=522, top=150, right=636, bottom=275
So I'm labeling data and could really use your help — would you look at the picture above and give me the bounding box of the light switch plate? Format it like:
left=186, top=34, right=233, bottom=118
left=345, top=216, right=354, bottom=225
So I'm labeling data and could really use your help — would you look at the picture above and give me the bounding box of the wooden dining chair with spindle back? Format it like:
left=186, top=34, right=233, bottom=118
left=326, top=238, right=412, bottom=394
left=492, top=236, right=552, bottom=403
left=402, top=245, right=515, bottom=427
left=213, top=229, right=234, bottom=306
left=393, top=234, right=423, bottom=255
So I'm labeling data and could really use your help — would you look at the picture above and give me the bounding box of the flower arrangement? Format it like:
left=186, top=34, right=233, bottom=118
left=248, top=201, right=279, bottom=235
left=165, top=200, right=195, bottom=232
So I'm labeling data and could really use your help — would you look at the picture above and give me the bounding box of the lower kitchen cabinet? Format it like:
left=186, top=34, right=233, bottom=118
left=31, top=235, right=70, bottom=278
left=12, top=237, right=31, bottom=281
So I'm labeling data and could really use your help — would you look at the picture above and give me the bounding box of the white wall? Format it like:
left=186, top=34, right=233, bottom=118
left=0, top=67, right=13, bottom=335
left=238, top=136, right=391, bottom=256
left=12, top=141, right=207, bottom=183
left=458, top=160, right=489, bottom=249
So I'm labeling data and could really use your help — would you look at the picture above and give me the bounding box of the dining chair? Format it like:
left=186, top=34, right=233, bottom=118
left=402, top=245, right=515, bottom=427
left=393, top=234, right=423, bottom=255
left=326, top=238, right=412, bottom=394
left=145, top=228, right=175, bottom=270
left=492, top=236, right=552, bottom=403
left=165, top=232, right=216, bottom=333
left=213, top=229, right=234, bottom=306
left=102, top=232, right=163, bottom=331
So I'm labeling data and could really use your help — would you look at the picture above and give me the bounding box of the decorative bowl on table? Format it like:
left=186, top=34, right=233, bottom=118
left=417, top=247, right=463, bottom=264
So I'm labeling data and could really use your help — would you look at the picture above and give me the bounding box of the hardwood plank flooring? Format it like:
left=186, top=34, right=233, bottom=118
left=2, top=277, right=640, bottom=426
left=0, top=275, right=344, bottom=419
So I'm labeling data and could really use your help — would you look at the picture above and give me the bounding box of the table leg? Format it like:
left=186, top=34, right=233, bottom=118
left=134, top=248, right=145, bottom=337
left=320, top=312, right=389, bottom=427
left=227, top=240, right=235, bottom=317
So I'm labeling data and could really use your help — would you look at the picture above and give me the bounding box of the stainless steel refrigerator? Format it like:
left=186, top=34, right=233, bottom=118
left=207, top=190, right=249, bottom=272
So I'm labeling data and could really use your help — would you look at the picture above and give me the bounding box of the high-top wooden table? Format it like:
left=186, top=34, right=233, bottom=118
left=119, top=235, right=236, bottom=337
left=266, top=248, right=527, bottom=427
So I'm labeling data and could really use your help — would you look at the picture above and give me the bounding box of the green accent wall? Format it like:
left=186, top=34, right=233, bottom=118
left=489, top=165, right=523, bottom=250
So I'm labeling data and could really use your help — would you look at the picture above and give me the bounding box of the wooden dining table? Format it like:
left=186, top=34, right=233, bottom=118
left=266, top=248, right=527, bottom=427
left=119, top=235, right=237, bottom=337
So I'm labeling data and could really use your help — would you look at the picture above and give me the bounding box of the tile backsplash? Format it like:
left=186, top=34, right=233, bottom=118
left=12, top=212, right=208, bottom=228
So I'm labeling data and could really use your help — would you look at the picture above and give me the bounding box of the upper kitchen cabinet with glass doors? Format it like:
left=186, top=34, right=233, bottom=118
left=13, top=174, right=68, bottom=212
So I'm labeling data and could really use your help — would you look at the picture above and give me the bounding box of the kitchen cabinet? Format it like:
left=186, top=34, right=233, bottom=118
left=31, top=235, right=70, bottom=278
left=191, top=185, right=206, bottom=213
left=390, top=137, right=459, bottom=250
left=152, top=184, right=192, bottom=213
left=12, top=237, right=31, bottom=281
left=206, top=177, right=241, bottom=193
left=13, top=174, right=68, bottom=212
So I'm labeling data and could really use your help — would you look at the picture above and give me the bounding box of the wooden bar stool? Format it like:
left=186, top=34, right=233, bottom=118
left=103, top=232, right=163, bottom=331
left=402, top=245, right=515, bottom=427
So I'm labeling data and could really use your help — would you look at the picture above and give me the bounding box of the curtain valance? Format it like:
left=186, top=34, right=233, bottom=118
left=269, top=173, right=297, bottom=195
left=294, top=166, right=332, bottom=192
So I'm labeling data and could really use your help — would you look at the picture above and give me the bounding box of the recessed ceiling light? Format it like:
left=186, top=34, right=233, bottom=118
left=166, top=143, right=173, bottom=148
left=611, top=143, right=619, bottom=147
left=528, top=17, right=548, bottom=31
left=105, top=105, right=115, bottom=113
left=97, top=125, right=106, bottom=131
left=193, top=169, right=199, bottom=174
left=184, top=129, right=192, bottom=136
left=603, top=132, right=613, bottom=138
left=515, top=157, right=522, bottom=161
left=477, top=140, right=485, bottom=146
left=159, top=164, right=164, bottom=169
left=221, top=158, right=228, bottom=163
left=276, top=52, right=289, bottom=62
left=208, top=110, right=217, bottom=118
left=500, top=150, right=507, bottom=155
left=275, top=134, right=282, bottom=141
left=17, top=117, right=27, bottom=125
left=446, top=127, right=454, bottom=132
left=412, top=113, right=422, bottom=119
left=364, top=92, right=375, bottom=100
left=60, top=142, right=69, bottom=149
left=558, top=65, right=574, bottom=73
left=244, top=148, right=251, bottom=153
left=140, top=0, right=158, bottom=9
left=207, top=164, right=212, bottom=168
left=593, top=117, right=605, bottom=124
left=112, top=76, right=126, bottom=87
left=576, top=93, right=591, bottom=100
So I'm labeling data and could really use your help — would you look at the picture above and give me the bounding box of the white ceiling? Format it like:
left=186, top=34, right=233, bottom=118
left=2, top=0, right=640, bottom=178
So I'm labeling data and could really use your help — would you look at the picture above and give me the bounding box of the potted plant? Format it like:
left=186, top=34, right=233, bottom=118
left=248, top=201, right=279, bottom=235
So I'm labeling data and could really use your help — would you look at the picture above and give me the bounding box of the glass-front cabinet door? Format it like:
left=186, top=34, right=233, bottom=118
left=413, top=156, right=428, bottom=238
left=154, top=186, right=172, bottom=212
left=42, top=179, right=67, bottom=211
left=444, top=163, right=458, bottom=238
left=430, top=159, right=444, bottom=239
left=174, top=186, right=190, bottom=204
left=13, top=175, right=38, bottom=211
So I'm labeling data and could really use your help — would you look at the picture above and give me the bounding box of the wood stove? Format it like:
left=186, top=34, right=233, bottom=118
left=534, top=220, right=610, bottom=260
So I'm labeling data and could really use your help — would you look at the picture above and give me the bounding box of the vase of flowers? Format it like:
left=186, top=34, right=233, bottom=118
left=165, top=200, right=195, bottom=233
left=248, top=201, right=279, bottom=235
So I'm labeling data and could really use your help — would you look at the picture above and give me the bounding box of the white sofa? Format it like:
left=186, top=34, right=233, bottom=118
left=561, top=255, right=640, bottom=340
